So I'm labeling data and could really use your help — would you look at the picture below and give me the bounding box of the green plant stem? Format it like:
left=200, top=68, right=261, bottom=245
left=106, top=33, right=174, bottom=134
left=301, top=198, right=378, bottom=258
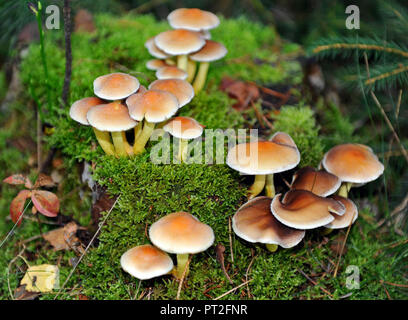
left=248, top=174, right=266, bottom=199
left=133, top=120, right=155, bottom=154
left=177, top=55, right=188, bottom=72
left=92, top=128, right=115, bottom=156
left=112, top=132, right=127, bottom=157
left=193, top=62, right=209, bottom=93
left=266, top=244, right=278, bottom=252
left=265, top=174, right=275, bottom=198
left=187, top=59, right=197, bottom=83
left=175, top=253, right=190, bottom=279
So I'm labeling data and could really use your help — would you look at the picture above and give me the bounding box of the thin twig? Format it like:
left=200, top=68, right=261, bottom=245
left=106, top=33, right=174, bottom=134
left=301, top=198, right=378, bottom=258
left=297, top=268, right=333, bottom=299
left=228, top=217, right=234, bottom=263
left=54, top=195, right=120, bottom=299
left=213, top=279, right=253, bottom=300
left=396, top=89, right=402, bottom=119
left=245, top=250, right=257, bottom=298
left=62, top=0, right=72, bottom=106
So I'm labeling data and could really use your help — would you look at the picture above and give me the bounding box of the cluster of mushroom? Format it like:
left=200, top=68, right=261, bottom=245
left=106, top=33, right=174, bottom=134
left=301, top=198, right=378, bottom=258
left=69, top=72, right=204, bottom=159
left=145, top=8, right=227, bottom=93
left=227, top=133, right=384, bottom=252
left=120, top=212, right=214, bottom=281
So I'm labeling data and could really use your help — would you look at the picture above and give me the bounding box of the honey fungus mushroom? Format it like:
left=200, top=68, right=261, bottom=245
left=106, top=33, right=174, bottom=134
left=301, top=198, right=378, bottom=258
left=233, top=197, right=305, bottom=252
left=226, top=132, right=300, bottom=199
left=163, top=116, right=204, bottom=162
left=149, top=211, right=214, bottom=279
left=93, top=72, right=140, bottom=101
left=69, top=97, right=115, bottom=156
left=322, top=144, right=384, bottom=197
left=325, top=195, right=358, bottom=230
left=120, top=244, right=173, bottom=280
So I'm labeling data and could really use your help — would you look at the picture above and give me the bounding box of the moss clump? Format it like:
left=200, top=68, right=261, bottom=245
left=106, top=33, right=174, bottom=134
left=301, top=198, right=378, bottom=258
left=272, top=104, right=324, bottom=167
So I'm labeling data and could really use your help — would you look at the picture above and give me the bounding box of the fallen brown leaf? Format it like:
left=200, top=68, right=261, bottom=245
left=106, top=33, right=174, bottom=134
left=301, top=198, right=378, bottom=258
left=219, top=77, right=260, bottom=111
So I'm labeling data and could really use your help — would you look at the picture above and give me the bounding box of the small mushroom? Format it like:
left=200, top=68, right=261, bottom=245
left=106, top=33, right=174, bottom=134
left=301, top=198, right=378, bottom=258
left=156, top=66, right=188, bottom=80
left=93, top=72, right=140, bottom=101
left=167, top=8, right=220, bottom=32
left=233, top=197, right=305, bottom=252
left=290, top=166, right=341, bottom=197
left=149, top=211, right=214, bottom=279
left=126, top=89, right=179, bottom=155
left=69, top=97, right=115, bottom=156
left=270, top=190, right=345, bottom=230
left=120, top=244, right=174, bottom=280
left=226, top=132, right=300, bottom=199
left=163, top=116, right=204, bottom=162
left=325, top=195, right=358, bottom=229
left=146, top=59, right=172, bottom=71
left=149, top=79, right=195, bottom=107
left=322, top=143, right=384, bottom=197
left=86, top=101, right=137, bottom=157
left=190, top=40, right=227, bottom=93
left=154, top=29, right=205, bottom=72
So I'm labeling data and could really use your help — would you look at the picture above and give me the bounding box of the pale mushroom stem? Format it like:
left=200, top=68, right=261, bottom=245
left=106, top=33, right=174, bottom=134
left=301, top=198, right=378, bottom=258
left=248, top=174, right=266, bottom=199
left=175, top=253, right=190, bottom=279
left=266, top=244, right=278, bottom=252
left=92, top=128, right=115, bottom=156
left=338, top=182, right=352, bottom=198
left=111, top=131, right=127, bottom=157
left=177, top=55, right=188, bottom=72
left=265, top=174, right=276, bottom=198
left=321, top=228, right=333, bottom=235
left=187, top=59, right=197, bottom=83
left=178, top=138, right=188, bottom=162
left=122, top=131, right=134, bottom=156
left=134, top=121, right=143, bottom=141
left=192, top=62, right=210, bottom=93
left=165, top=58, right=176, bottom=66
left=133, top=120, right=155, bottom=155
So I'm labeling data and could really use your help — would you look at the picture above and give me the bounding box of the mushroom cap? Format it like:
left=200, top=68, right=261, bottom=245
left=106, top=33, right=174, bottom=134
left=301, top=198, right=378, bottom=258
left=232, top=197, right=305, bottom=248
left=156, top=66, right=188, bottom=80
left=154, top=29, right=205, bottom=55
left=163, top=116, right=204, bottom=140
left=145, top=37, right=171, bottom=59
left=149, top=79, right=194, bottom=107
left=322, top=144, right=384, bottom=184
left=199, top=30, right=211, bottom=40
left=137, top=85, right=148, bottom=94
left=325, top=195, right=358, bottom=229
left=146, top=59, right=170, bottom=71
left=93, top=73, right=140, bottom=101
left=126, top=89, right=179, bottom=123
left=86, top=101, right=137, bottom=132
left=120, top=244, right=174, bottom=280
left=168, top=8, right=220, bottom=31
left=226, top=134, right=300, bottom=175
left=290, top=166, right=341, bottom=197
left=149, top=211, right=214, bottom=254
left=69, top=97, right=105, bottom=125
left=270, top=190, right=346, bottom=230
left=189, top=40, right=227, bottom=62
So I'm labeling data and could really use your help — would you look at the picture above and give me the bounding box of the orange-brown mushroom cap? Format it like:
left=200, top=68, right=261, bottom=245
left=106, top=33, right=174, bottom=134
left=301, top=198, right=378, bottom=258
left=233, top=197, right=305, bottom=248
left=69, top=97, right=105, bottom=125
left=290, top=166, right=341, bottom=197
left=156, top=66, right=188, bottom=80
left=93, top=72, right=140, bottom=101
left=189, top=40, right=227, bottom=62
left=322, top=144, right=384, bottom=184
left=146, top=59, right=170, bottom=71
left=120, top=244, right=173, bottom=280
left=149, top=79, right=194, bottom=107
left=155, top=29, right=205, bottom=55
left=86, top=101, right=137, bottom=132
left=325, top=195, right=358, bottom=229
left=145, top=37, right=171, bottom=59
left=271, top=190, right=346, bottom=229
left=149, top=211, right=214, bottom=254
left=167, top=8, right=220, bottom=31
left=226, top=135, right=300, bottom=175
left=126, top=89, right=179, bottom=123
left=163, top=116, right=204, bottom=140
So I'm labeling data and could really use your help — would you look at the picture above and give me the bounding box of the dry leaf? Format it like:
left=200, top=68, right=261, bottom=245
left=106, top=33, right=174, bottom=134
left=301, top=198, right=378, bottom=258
left=43, top=222, right=81, bottom=251
left=20, top=264, right=59, bottom=293
left=34, top=173, right=55, bottom=188
left=219, top=77, right=260, bottom=111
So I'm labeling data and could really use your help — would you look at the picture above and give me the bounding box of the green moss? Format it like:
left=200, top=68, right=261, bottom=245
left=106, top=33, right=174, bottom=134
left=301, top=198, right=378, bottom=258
left=272, top=104, right=324, bottom=167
